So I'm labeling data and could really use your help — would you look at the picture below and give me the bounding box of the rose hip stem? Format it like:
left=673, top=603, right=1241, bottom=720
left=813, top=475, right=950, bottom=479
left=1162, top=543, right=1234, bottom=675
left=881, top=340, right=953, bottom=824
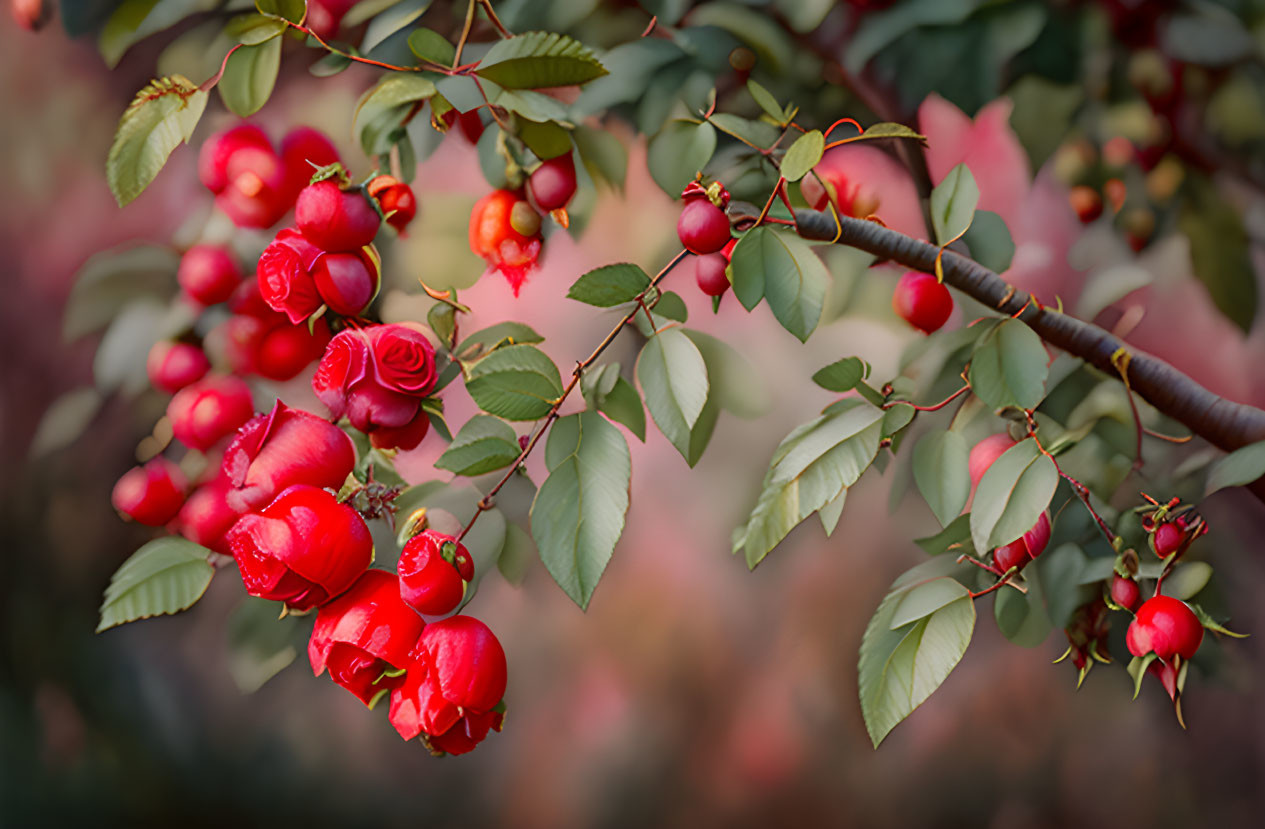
left=454, top=249, right=690, bottom=545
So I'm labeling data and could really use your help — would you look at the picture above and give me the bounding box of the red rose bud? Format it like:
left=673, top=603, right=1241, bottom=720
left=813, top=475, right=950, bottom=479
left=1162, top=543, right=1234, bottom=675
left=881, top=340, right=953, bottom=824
left=112, top=457, right=187, bottom=526
left=199, top=125, right=273, bottom=195
left=167, top=374, right=254, bottom=451
left=177, top=476, right=242, bottom=555
left=311, top=248, right=380, bottom=317
left=469, top=189, right=542, bottom=296
left=226, top=484, right=372, bottom=611
left=303, top=0, right=359, bottom=40
left=992, top=512, right=1050, bottom=573
left=296, top=180, right=382, bottom=252
left=677, top=182, right=731, bottom=255
left=177, top=244, right=242, bottom=306
left=222, top=401, right=356, bottom=513
left=309, top=569, right=426, bottom=706
left=258, top=227, right=325, bottom=324
left=892, top=271, right=953, bottom=334
left=254, top=317, right=331, bottom=381
left=398, top=530, right=474, bottom=616
left=367, top=175, right=418, bottom=235
left=147, top=340, right=210, bottom=394
left=388, top=615, right=507, bottom=754
left=278, top=127, right=340, bottom=202
left=1126, top=596, right=1204, bottom=662
left=367, top=323, right=437, bottom=395
left=527, top=154, right=577, bottom=212
left=227, top=278, right=275, bottom=319
left=312, top=324, right=435, bottom=434
left=1153, top=521, right=1183, bottom=557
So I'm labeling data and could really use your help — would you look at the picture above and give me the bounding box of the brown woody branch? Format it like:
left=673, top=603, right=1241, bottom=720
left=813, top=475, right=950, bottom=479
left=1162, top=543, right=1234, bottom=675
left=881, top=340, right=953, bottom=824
left=793, top=208, right=1265, bottom=455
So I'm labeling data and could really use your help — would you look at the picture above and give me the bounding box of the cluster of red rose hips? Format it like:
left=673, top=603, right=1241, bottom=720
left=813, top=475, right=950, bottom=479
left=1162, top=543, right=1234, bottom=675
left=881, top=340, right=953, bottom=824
left=674, top=180, right=736, bottom=300
left=111, top=122, right=508, bottom=756
left=469, top=153, right=577, bottom=295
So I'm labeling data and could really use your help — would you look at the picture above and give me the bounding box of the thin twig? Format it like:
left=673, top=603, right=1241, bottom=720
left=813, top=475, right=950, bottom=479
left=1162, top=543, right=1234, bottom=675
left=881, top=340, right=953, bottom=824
left=452, top=0, right=477, bottom=68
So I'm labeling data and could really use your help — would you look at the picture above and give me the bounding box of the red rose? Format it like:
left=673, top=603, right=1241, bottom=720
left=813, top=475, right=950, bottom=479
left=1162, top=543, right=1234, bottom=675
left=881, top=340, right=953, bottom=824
left=309, top=569, right=426, bottom=706
left=368, top=323, right=437, bottom=395
left=258, top=227, right=325, bottom=324
left=312, top=325, right=435, bottom=441
left=397, top=530, right=474, bottom=616
left=226, top=484, right=372, bottom=611
left=222, top=402, right=356, bottom=513
left=111, top=458, right=187, bottom=526
left=167, top=374, right=255, bottom=451
left=388, top=615, right=507, bottom=755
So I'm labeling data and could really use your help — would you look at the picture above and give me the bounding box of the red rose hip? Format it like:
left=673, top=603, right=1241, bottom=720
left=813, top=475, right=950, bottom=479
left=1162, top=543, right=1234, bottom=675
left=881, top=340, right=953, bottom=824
left=695, top=253, right=730, bottom=296
left=1111, top=575, right=1141, bottom=611
left=178, top=244, right=243, bottom=306
left=167, top=374, right=255, bottom=451
left=295, top=180, right=381, bottom=252
left=677, top=183, right=731, bottom=255
left=398, top=530, right=474, bottom=616
left=892, top=271, right=953, bottom=334
left=366, top=175, right=417, bottom=235
left=1153, top=522, right=1183, bottom=557
left=1126, top=595, right=1203, bottom=661
left=969, top=433, right=1016, bottom=491
left=147, top=341, right=210, bottom=394
left=312, top=249, right=380, bottom=316
left=112, top=457, right=187, bottom=526
left=528, top=154, right=577, bottom=211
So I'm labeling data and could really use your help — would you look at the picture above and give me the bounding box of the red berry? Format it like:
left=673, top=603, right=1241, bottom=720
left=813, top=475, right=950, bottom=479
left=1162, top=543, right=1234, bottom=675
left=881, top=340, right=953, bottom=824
left=369, top=414, right=431, bottom=452
left=278, top=127, right=340, bottom=202
left=178, top=244, right=242, bottom=306
left=1111, top=575, right=1141, bottom=611
left=198, top=125, right=272, bottom=195
left=398, top=530, right=475, bottom=616
left=205, top=314, right=271, bottom=376
left=1068, top=185, right=1103, bottom=224
left=892, top=271, right=953, bottom=334
left=677, top=198, right=730, bottom=255
left=1023, top=511, right=1052, bottom=559
left=469, top=189, right=542, bottom=296
left=993, top=539, right=1030, bottom=573
left=366, top=175, right=417, bottom=235
left=147, top=341, right=210, bottom=394
left=11, top=0, right=50, bottom=30
left=254, top=318, right=330, bottom=381
left=199, top=126, right=295, bottom=230
left=312, top=249, right=380, bottom=316
left=1126, top=595, right=1203, bottom=661
left=528, top=154, right=577, bottom=211
left=176, top=477, right=241, bottom=555
left=167, top=374, right=255, bottom=451
left=695, top=253, right=730, bottom=296
left=1154, top=522, right=1183, bottom=557
left=295, top=181, right=381, bottom=252
left=112, top=458, right=187, bottom=526
left=969, top=434, right=1016, bottom=491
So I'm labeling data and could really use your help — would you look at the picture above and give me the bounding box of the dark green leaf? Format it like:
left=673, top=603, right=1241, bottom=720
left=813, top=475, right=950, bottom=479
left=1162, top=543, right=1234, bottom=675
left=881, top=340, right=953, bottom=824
left=968, top=319, right=1048, bottom=411
left=708, top=113, right=781, bottom=151
left=962, top=210, right=1014, bottom=274
left=1206, top=440, right=1265, bottom=495
left=217, top=36, right=281, bottom=117
left=107, top=75, right=208, bottom=206
left=994, top=561, right=1052, bottom=647
left=688, top=2, right=794, bottom=72
left=530, top=411, right=631, bottom=609
left=914, top=513, right=973, bottom=556
left=517, top=118, right=572, bottom=160
left=255, top=0, right=304, bottom=22
left=476, top=31, right=608, bottom=89
left=224, top=13, right=288, bottom=45
left=812, top=357, right=866, bottom=392
left=647, top=119, right=716, bottom=197
left=781, top=129, right=824, bottom=182
left=455, top=321, right=544, bottom=358
left=746, top=79, right=784, bottom=122
left=729, top=227, right=827, bottom=341
left=929, top=162, right=979, bottom=245
left=567, top=263, right=650, bottom=307
left=465, top=344, right=564, bottom=421
left=97, top=537, right=215, bottom=632
left=100, top=0, right=216, bottom=68
left=970, top=438, right=1057, bottom=554
left=573, top=125, right=627, bottom=191
left=1180, top=175, right=1257, bottom=332
left=436, top=415, right=522, bottom=477
left=408, top=26, right=456, bottom=66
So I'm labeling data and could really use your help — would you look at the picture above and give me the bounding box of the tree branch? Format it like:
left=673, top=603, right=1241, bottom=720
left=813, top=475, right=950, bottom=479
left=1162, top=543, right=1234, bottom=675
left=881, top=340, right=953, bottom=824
left=793, top=208, right=1265, bottom=454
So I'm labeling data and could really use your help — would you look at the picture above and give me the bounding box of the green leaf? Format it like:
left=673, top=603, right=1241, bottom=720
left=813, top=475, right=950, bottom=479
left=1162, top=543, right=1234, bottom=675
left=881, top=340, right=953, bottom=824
left=636, top=328, right=710, bottom=456
left=435, top=415, right=522, bottom=477
left=994, top=561, right=1052, bottom=647
left=647, top=119, right=717, bottom=196
left=1206, top=440, right=1265, bottom=494
left=254, top=0, right=304, bottom=22
left=566, top=263, right=651, bottom=307
left=819, top=488, right=847, bottom=536
left=498, top=523, right=535, bottom=586
left=97, top=537, right=215, bottom=632
left=889, top=577, right=971, bottom=629
left=682, top=329, right=770, bottom=419
left=223, top=13, right=287, bottom=46
left=882, top=403, right=915, bottom=440
left=465, top=344, right=564, bottom=421
left=859, top=121, right=928, bottom=143
left=688, top=2, right=794, bottom=72
left=929, top=162, right=979, bottom=245
left=530, top=411, right=631, bottom=609
left=746, top=79, right=784, bottom=122
left=708, top=113, right=781, bottom=151
left=859, top=568, right=976, bottom=747
left=1160, top=562, right=1213, bottom=601
left=476, top=31, right=608, bottom=89
left=651, top=290, right=688, bottom=323
left=352, top=73, right=437, bottom=155
left=962, top=210, right=1014, bottom=274
left=573, top=125, right=627, bottom=191
left=516, top=118, right=572, bottom=160
left=1180, top=174, right=1257, bottom=332
left=31, top=387, right=104, bottom=458
left=780, top=129, right=824, bottom=182
left=361, top=0, right=430, bottom=54
left=970, top=438, right=1057, bottom=554
left=107, top=75, right=208, bottom=206
left=598, top=377, right=646, bottom=441
left=99, top=0, right=216, bottom=69
left=968, top=319, right=1048, bottom=411
left=226, top=596, right=302, bottom=693
left=408, top=26, right=456, bottom=66
left=63, top=244, right=180, bottom=340
left=455, top=321, right=544, bottom=358
left=913, top=430, right=970, bottom=527
left=811, top=357, right=867, bottom=392
left=742, top=405, right=884, bottom=567
left=729, top=227, right=827, bottom=341
left=914, top=513, right=973, bottom=556
left=217, top=36, right=281, bottom=117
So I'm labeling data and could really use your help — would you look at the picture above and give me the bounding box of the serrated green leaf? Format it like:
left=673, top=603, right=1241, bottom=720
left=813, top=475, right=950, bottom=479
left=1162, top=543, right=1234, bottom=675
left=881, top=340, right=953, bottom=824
left=530, top=411, right=630, bottom=609
left=1205, top=440, right=1265, bottom=495
left=913, top=430, right=970, bottom=527
left=217, top=36, right=281, bottom=117
left=436, top=415, right=522, bottom=477
left=647, top=119, right=717, bottom=196
left=637, top=328, right=709, bottom=457
left=859, top=570, right=975, bottom=747
left=929, top=162, right=979, bottom=245
left=107, top=75, right=208, bottom=206
left=970, top=438, right=1057, bottom=554
left=743, top=405, right=884, bottom=567
left=968, top=319, right=1048, bottom=411
left=97, top=537, right=215, bottom=632
left=465, top=344, right=564, bottom=421
left=408, top=26, right=456, bottom=66
left=476, top=31, right=608, bottom=89
left=811, top=357, right=866, bottom=392
left=567, top=263, right=650, bottom=307
left=781, top=129, right=824, bottom=182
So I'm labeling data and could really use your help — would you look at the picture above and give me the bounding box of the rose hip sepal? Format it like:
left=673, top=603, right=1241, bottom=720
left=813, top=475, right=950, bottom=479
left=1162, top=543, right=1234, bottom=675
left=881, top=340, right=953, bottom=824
left=398, top=530, right=474, bottom=616
left=388, top=615, right=507, bottom=755
left=222, top=401, right=356, bottom=513
left=258, top=227, right=326, bottom=324
left=309, top=569, right=426, bottom=707
left=226, top=484, right=372, bottom=612
left=1126, top=596, right=1204, bottom=662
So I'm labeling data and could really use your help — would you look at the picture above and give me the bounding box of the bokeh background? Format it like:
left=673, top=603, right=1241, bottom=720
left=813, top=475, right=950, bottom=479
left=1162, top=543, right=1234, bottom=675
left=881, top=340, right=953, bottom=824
left=5, top=2, right=1265, bottom=827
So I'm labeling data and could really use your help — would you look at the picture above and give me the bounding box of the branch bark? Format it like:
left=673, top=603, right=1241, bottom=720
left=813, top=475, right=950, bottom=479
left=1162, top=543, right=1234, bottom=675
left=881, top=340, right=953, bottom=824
left=793, top=208, right=1265, bottom=454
